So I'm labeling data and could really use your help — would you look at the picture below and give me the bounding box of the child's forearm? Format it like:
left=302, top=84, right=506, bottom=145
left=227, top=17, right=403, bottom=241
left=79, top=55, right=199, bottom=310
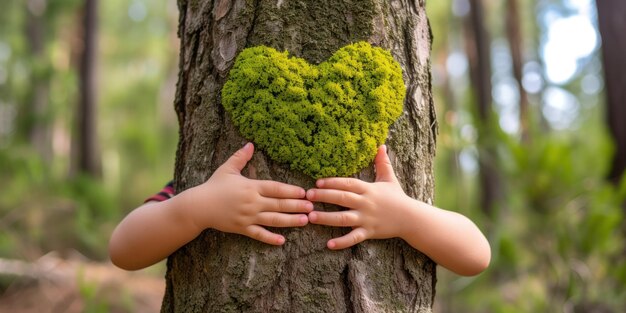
left=398, top=198, right=491, bottom=276
left=108, top=192, right=200, bottom=271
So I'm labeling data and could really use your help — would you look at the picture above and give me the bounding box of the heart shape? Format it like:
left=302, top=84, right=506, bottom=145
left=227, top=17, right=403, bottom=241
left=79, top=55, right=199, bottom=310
left=222, top=42, right=405, bottom=179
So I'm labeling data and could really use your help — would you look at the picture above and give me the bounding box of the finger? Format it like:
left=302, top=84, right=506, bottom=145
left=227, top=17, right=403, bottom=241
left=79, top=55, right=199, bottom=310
left=261, top=198, right=314, bottom=213
left=258, top=180, right=306, bottom=199
left=256, top=212, right=309, bottom=227
left=375, top=145, right=398, bottom=183
left=223, top=142, right=254, bottom=173
left=316, top=177, right=368, bottom=194
left=306, top=189, right=363, bottom=208
left=244, top=225, right=285, bottom=245
left=308, top=211, right=361, bottom=227
left=327, top=228, right=369, bottom=250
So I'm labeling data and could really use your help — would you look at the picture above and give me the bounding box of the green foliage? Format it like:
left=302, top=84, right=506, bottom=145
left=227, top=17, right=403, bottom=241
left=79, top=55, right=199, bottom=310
left=428, top=0, right=626, bottom=309
left=0, top=148, right=119, bottom=259
left=434, top=105, right=626, bottom=312
left=77, top=268, right=111, bottom=313
left=0, top=0, right=178, bottom=261
left=222, top=42, right=405, bottom=178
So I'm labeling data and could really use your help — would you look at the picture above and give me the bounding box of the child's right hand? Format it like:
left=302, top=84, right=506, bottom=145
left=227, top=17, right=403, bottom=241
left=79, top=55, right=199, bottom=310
left=178, top=143, right=313, bottom=245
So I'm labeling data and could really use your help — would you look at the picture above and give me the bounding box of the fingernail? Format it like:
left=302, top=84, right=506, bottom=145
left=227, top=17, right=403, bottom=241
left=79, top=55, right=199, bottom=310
left=316, top=179, right=325, bottom=187
left=308, top=211, right=317, bottom=222
left=304, top=202, right=313, bottom=211
left=244, top=142, right=252, bottom=149
left=327, top=240, right=336, bottom=249
left=276, top=236, right=285, bottom=245
left=299, top=215, right=308, bottom=225
left=306, top=190, right=315, bottom=199
left=382, top=145, right=387, bottom=153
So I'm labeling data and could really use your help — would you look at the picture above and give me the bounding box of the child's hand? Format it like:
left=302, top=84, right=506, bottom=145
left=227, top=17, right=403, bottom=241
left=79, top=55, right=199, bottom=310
left=181, top=143, right=313, bottom=245
left=305, top=146, right=491, bottom=276
left=306, top=145, right=412, bottom=249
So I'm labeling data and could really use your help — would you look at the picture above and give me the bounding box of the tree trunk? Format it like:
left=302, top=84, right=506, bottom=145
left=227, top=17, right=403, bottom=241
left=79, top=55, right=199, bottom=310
left=165, top=0, right=437, bottom=312
left=505, top=0, right=529, bottom=143
left=465, top=0, right=500, bottom=218
left=25, top=2, right=53, bottom=163
left=596, top=0, right=626, bottom=186
left=74, top=0, right=101, bottom=176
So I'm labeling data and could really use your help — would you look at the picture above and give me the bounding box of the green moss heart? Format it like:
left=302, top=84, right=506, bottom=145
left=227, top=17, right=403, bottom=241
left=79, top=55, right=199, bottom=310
left=221, top=42, right=405, bottom=179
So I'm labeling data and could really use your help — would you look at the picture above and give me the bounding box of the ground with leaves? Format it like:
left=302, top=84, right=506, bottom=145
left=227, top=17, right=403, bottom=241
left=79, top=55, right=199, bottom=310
left=0, top=252, right=164, bottom=313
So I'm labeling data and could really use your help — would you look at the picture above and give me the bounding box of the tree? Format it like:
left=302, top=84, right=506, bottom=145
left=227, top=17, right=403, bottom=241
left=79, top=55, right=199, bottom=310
left=505, top=0, right=529, bottom=143
left=596, top=0, right=626, bottom=187
left=24, top=1, right=53, bottom=163
left=74, top=0, right=101, bottom=176
left=164, top=0, right=437, bottom=311
left=464, top=0, right=501, bottom=218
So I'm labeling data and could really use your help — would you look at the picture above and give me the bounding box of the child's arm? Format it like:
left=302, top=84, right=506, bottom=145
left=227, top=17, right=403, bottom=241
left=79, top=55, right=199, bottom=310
left=305, top=145, right=491, bottom=276
left=109, top=143, right=313, bottom=271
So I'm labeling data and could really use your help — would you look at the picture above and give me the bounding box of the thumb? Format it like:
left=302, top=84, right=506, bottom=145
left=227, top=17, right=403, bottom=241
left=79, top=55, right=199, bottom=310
left=375, top=145, right=397, bottom=183
left=223, top=142, right=254, bottom=173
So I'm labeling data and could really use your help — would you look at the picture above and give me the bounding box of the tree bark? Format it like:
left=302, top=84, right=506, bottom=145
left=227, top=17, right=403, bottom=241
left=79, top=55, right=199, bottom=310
left=596, top=0, right=626, bottom=186
left=165, top=0, right=437, bottom=312
left=75, top=0, right=101, bottom=176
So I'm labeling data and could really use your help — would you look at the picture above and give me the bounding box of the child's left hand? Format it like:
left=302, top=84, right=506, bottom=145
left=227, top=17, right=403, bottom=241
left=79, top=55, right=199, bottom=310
left=306, top=145, right=413, bottom=249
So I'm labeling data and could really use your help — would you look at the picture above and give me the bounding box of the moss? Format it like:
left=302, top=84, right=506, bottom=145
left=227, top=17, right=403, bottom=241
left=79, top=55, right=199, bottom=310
left=222, top=42, right=405, bottom=178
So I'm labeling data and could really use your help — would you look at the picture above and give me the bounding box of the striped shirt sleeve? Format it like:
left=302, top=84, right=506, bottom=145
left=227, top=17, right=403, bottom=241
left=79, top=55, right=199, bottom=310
left=144, top=181, right=175, bottom=203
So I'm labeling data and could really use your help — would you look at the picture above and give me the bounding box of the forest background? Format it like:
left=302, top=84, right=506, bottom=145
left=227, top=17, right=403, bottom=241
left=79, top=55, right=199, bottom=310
left=0, top=0, right=625, bottom=312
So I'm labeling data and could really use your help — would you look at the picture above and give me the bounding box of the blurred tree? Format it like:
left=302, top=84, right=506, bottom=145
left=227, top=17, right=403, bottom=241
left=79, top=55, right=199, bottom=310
left=74, top=0, right=101, bottom=176
left=24, top=1, right=53, bottom=162
left=465, top=0, right=501, bottom=218
left=163, top=0, right=438, bottom=311
left=506, top=0, right=530, bottom=142
left=596, top=0, right=626, bottom=188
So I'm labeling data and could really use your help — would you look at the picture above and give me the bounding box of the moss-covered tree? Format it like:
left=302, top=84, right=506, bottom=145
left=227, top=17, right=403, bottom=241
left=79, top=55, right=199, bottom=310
left=165, top=0, right=437, bottom=311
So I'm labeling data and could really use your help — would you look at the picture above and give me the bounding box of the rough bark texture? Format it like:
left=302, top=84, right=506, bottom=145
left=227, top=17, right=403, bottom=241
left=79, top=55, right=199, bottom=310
left=165, top=0, right=437, bottom=312
left=596, top=0, right=626, bottom=186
